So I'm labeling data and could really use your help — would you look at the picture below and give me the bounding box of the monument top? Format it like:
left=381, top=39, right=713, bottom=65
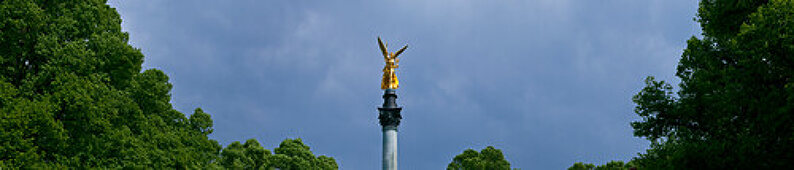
left=378, top=37, right=407, bottom=90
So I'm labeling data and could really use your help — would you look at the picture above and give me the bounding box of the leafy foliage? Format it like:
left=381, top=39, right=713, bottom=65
left=269, top=138, right=338, bottom=169
left=447, top=146, right=512, bottom=170
left=568, top=161, right=635, bottom=170
left=217, top=138, right=337, bottom=170
left=218, top=139, right=270, bottom=169
left=0, top=0, right=336, bottom=169
left=0, top=0, right=217, bottom=168
left=631, top=0, right=794, bottom=168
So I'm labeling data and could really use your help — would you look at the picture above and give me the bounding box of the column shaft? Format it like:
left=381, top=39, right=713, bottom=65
left=382, top=126, right=398, bottom=170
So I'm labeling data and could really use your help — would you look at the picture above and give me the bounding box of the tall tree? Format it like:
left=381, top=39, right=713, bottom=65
left=631, top=0, right=794, bottom=168
left=0, top=0, right=220, bottom=168
left=0, top=0, right=338, bottom=169
left=447, top=146, right=512, bottom=170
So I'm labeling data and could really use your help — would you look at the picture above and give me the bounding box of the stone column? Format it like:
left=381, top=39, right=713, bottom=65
left=378, top=89, right=402, bottom=170
left=382, top=125, right=398, bottom=170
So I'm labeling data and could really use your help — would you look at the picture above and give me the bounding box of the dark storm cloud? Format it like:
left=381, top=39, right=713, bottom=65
left=108, top=0, right=700, bottom=169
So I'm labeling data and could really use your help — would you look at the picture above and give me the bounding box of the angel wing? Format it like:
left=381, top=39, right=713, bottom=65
left=378, top=37, right=389, bottom=58
left=393, top=45, right=408, bottom=58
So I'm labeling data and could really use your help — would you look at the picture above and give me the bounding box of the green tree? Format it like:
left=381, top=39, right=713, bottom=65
left=0, top=0, right=338, bottom=169
left=631, top=0, right=794, bottom=168
left=216, top=138, right=337, bottom=170
left=0, top=0, right=221, bottom=168
left=269, top=138, right=338, bottom=170
left=568, top=162, right=596, bottom=170
left=447, top=146, right=512, bottom=170
left=568, top=161, right=635, bottom=170
left=219, top=139, right=271, bottom=169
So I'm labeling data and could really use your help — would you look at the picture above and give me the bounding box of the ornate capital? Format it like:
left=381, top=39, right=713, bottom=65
left=378, top=89, right=402, bottom=127
left=378, top=107, right=402, bottom=127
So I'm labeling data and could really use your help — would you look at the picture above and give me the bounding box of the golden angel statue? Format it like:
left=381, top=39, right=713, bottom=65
left=378, top=37, right=407, bottom=89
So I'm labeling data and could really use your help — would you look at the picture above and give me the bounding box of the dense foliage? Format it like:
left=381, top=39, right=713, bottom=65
left=447, top=146, right=512, bottom=170
left=568, top=161, right=634, bottom=170
left=630, top=0, right=793, bottom=168
left=217, top=138, right=338, bottom=169
left=0, top=0, right=335, bottom=169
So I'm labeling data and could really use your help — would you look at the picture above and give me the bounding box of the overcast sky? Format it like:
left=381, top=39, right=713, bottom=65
left=107, top=0, right=700, bottom=169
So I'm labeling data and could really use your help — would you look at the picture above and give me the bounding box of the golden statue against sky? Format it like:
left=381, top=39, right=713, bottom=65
left=378, top=37, right=407, bottom=89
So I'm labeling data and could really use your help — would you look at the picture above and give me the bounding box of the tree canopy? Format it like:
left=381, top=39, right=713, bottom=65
left=630, top=0, right=794, bottom=168
left=0, top=0, right=336, bottom=169
left=218, top=138, right=338, bottom=170
left=447, top=146, right=512, bottom=170
left=568, top=161, right=635, bottom=170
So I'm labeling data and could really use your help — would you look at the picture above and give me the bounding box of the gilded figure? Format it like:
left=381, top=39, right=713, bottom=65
left=378, top=37, right=407, bottom=89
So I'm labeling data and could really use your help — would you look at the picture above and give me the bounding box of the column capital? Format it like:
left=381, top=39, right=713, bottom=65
left=378, top=107, right=402, bottom=127
left=378, top=89, right=402, bottom=127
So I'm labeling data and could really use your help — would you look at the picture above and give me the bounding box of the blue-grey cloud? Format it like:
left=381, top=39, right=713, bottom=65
left=108, top=0, right=700, bottom=169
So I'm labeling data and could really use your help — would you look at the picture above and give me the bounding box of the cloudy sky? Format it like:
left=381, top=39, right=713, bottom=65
left=107, top=0, right=700, bottom=169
